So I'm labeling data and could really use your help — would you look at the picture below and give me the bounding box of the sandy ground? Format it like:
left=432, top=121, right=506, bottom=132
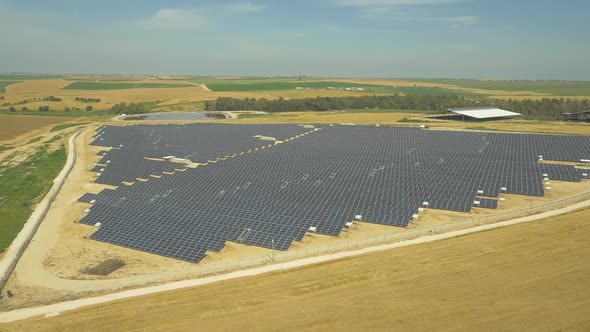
left=1, top=201, right=590, bottom=330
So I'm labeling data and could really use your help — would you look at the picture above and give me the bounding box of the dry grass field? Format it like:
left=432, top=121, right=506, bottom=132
left=0, top=115, right=71, bottom=142
left=221, top=111, right=590, bottom=135
left=4, top=207, right=590, bottom=332
left=2, top=79, right=210, bottom=110
left=1, top=78, right=389, bottom=112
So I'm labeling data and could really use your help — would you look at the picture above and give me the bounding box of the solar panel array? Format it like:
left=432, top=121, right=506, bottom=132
left=90, top=124, right=314, bottom=185
left=79, top=124, right=590, bottom=262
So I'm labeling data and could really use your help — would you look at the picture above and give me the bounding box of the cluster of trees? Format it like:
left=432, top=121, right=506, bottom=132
left=4, top=96, right=62, bottom=106
left=207, top=95, right=481, bottom=113
left=40, top=96, right=62, bottom=102
left=65, top=106, right=94, bottom=112
left=75, top=97, right=101, bottom=103
left=491, top=98, right=590, bottom=118
left=7, top=105, right=94, bottom=112
left=110, top=102, right=146, bottom=114
left=206, top=95, right=590, bottom=119
left=8, top=106, right=33, bottom=112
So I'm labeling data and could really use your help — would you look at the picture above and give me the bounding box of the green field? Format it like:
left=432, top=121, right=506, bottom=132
left=0, top=81, right=21, bottom=94
left=389, top=86, right=481, bottom=97
left=195, top=78, right=481, bottom=97
left=189, top=76, right=311, bottom=85
left=0, top=144, right=66, bottom=252
left=341, top=108, right=430, bottom=114
left=413, top=79, right=590, bottom=96
left=206, top=81, right=394, bottom=93
left=63, top=82, right=196, bottom=90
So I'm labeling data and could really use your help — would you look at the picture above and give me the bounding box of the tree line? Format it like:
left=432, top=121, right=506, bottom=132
left=205, top=95, right=590, bottom=119
left=75, top=97, right=101, bottom=103
left=8, top=105, right=94, bottom=112
left=109, top=102, right=146, bottom=114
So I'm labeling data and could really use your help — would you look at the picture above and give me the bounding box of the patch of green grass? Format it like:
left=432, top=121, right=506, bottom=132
left=237, top=113, right=270, bottom=119
left=44, top=135, right=63, bottom=144
left=63, top=82, right=196, bottom=90
left=51, top=122, right=89, bottom=132
left=0, top=145, right=67, bottom=252
left=0, top=145, right=14, bottom=152
left=26, top=137, right=42, bottom=144
left=0, top=81, right=21, bottom=94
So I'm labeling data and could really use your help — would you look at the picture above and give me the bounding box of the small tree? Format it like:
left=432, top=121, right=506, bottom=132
left=22, top=106, right=28, bottom=111
left=64, top=107, right=71, bottom=112
left=9, top=106, right=16, bottom=112
left=86, top=105, right=94, bottom=112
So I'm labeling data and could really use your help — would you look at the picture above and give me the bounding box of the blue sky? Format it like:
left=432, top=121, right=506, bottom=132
left=0, top=0, right=588, bottom=79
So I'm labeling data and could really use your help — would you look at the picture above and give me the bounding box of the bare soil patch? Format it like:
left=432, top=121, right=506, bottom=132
left=0, top=115, right=70, bottom=142
left=81, top=259, right=126, bottom=276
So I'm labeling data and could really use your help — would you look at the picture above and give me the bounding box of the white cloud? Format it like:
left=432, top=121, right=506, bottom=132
left=332, top=0, right=476, bottom=27
left=446, top=15, right=477, bottom=27
left=224, top=2, right=268, bottom=13
left=138, top=3, right=267, bottom=30
left=360, top=7, right=477, bottom=26
left=140, top=9, right=205, bottom=30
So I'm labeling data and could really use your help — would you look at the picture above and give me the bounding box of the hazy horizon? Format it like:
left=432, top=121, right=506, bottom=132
left=1, top=0, right=589, bottom=80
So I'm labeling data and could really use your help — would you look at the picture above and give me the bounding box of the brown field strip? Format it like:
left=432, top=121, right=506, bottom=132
left=0, top=115, right=71, bottom=142
left=5, top=208, right=590, bottom=332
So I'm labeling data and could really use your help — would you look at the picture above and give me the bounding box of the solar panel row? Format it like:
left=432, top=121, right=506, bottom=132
left=79, top=124, right=590, bottom=262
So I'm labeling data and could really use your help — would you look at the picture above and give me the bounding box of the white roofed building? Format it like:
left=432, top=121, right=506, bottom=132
left=445, top=106, right=522, bottom=121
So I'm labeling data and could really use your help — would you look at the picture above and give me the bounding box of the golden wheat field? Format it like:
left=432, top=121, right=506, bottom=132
left=4, top=208, right=590, bottom=332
